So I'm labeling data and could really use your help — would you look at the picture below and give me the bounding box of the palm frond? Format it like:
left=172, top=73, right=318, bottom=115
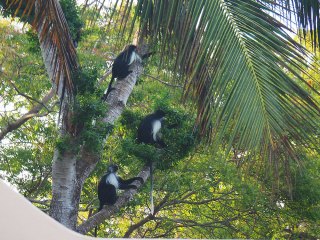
left=124, top=0, right=319, bottom=155
left=4, top=0, right=78, bottom=101
left=259, top=0, right=320, bottom=49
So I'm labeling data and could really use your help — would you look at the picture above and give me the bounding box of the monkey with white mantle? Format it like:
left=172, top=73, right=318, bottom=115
left=97, top=164, right=144, bottom=210
left=102, top=44, right=154, bottom=100
left=137, top=109, right=166, bottom=215
left=95, top=164, right=143, bottom=236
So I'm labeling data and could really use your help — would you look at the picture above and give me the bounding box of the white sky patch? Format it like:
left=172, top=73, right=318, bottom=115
left=1, top=100, right=28, bottom=113
left=76, top=0, right=114, bottom=9
left=262, top=3, right=298, bottom=38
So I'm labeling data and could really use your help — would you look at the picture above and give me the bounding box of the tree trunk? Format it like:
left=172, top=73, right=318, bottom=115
left=49, top=149, right=78, bottom=228
left=35, top=0, right=80, bottom=230
left=49, top=146, right=100, bottom=230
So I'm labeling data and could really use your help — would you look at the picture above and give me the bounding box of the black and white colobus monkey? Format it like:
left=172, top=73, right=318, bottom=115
left=137, top=110, right=166, bottom=215
left=97, top=164, right=144, bottom=210
left=102, top=45, right=141, bottom=100
left=137, top=109, right=166, bottom=148
left=95, top=164, right=143, bottom=236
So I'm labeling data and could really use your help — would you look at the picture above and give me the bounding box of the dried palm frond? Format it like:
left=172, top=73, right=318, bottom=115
left=4, top=0, right=78, bottom=103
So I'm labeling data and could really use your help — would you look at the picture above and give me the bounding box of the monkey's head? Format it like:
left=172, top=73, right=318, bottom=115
left=125, top=44, right=137, bottom=53
left=154, top=110, right=165, bottom=120
left=107, top=164, right=119, bottom=173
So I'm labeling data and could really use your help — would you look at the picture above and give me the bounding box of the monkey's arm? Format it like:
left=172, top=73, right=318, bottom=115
left=118, top=177, right=144, bottom=188
left=102, top=77, right=115, bottom=101
left=141, top=51, right=155, bottom=59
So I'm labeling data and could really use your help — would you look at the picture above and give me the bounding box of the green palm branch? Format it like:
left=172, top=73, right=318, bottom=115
left=117, top=0, right=320, bottom=156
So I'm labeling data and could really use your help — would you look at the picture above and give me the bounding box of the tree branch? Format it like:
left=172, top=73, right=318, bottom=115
left=123, top=194, right=170, bottom=238
left=166, top=190, right=236, bottom=206
left=97, top=69, right=112, bottom=85
left=0, top=88, right=55, bottom=141
left=8, top=79, right=51, bottom=112
left=154, top=216, right=239, bottom=228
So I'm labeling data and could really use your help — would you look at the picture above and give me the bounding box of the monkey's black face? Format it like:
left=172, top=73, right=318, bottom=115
left=124, top=45, right=137, bottom=54
left=108, top=164, right=119, bottom=173
left=154, top=110, right=165, bottom=119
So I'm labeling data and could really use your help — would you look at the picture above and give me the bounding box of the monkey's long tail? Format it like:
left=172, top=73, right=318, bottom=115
left=94, top=226, right=98, bottom=237
left=94, top=206, right=102, bottom=237
left=102, top=77, right=115, bottom=101
left=150, top=160, right=154, bottom=215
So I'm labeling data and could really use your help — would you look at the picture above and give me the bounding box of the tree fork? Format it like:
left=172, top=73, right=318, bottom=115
left=48, top=50, right=146, bottom=230
left=35, top=0, right=149, bottom=227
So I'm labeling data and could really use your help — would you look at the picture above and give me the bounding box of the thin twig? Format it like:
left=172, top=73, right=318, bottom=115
left=28, top=198, right=51, bottom=207
left=8, top=79, right=51, bottom=112
left=143, top=73, right=183, bottom=88
left=97, top=69, right=112, bottom=85
left=0, top=88, right=55, bottom=141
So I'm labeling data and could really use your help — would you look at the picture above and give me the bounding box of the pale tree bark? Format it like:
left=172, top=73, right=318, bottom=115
left=40, top=42, right=79, bottom=229
left=49, top=149, right=78, bottom=228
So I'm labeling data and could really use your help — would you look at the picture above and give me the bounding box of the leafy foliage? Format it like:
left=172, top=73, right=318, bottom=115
left=131, top=0, right=319, bottom=153
left=59, top=0, right=83, bottom=42
left=1, top=0, right=79, bottom=102
left=56, top=56, right=108, bottom=153
left=117, top=107, right=196, bottom=169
